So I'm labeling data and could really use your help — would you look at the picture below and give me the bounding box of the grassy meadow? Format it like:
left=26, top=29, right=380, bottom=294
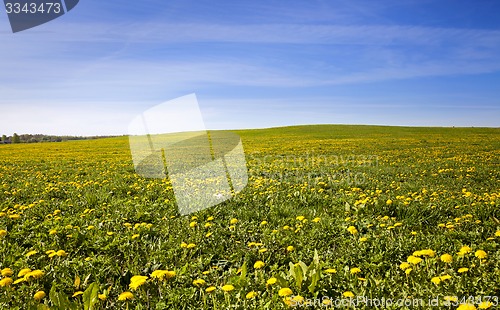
left=0, top=125, right=499, bottom=309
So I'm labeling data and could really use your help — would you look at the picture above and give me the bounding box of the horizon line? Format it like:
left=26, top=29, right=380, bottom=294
left=3, top=123, right=499, bottom=139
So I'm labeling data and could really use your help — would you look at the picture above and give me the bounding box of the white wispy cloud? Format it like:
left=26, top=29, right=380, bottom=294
left=2, top=21, right=499, bottom=92
left=16, top=21, right=500, bottom=47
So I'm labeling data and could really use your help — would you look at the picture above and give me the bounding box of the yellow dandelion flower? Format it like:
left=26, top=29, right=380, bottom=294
left=254, top=261, right=265, bottom=269
left=292, top=295, right=304, bottom=303
left=324, top=268, right=337, bottom=274
left=283, top=296, right=292, bottom=306
left=34, top=291, right=45, bottom=301
left=259, top=248, right=267, bottom=253
left=359, top=237, right=368, bottom=242
left=350, top=267, right=361, bottom=274
left=478, top=301, right=493, bottom=309
left=24, top=269, right=44, bottom=280
left=206, top=286, right=216, bottom=293
left=56, top=250, right=67, bottom=257
left=458, top=268, right=469, bottom=273
left=186, top=243, right=196, bottom=249
left=207, top=216, right=214, bottom=221
left=44, top=246, right=57, bottom=255
left=260, top=220, right=268, bottom=225
left=286, top=246, right=294, bottom=252
left=129, top=275, right=148, bottom=290
left=440, top=254, right=453, bottom=263
left=399, top=262, right=411, bottom=270
left=407, top=256, right=422, bottom=265
left=343, top=291, right=355, bottom=298
left=0, top=277, right=13, bottom=287
left=180, top=242, right=187, bottom=248
left=193, top=279, right=206, bottom=286
left=432, top=274, right=452, bottom=285
left=131, top=234, right=140, bottom=239
left=98, top=294, right=107, bottom=300
left=347, top=226, right=358, bottom=235
left=18, top=268, right=31, bottom=277
left=266, top=277, right=277, bottom=286
left=221, top=284, right=235, bottom=292
left=444, top=296, right=458, bottom=302
left=246, top=291, right=258, bottom=299
left=405, top=268, right=412, bottom=275
left=413, top=249, right=435, bottom=257
left=118, top=292, right=134, bottom=301
left=278, top=287, right=293, bottom=297
left=296, top=216, right=305, bottom=221
left=25, top=250, right=37, bottom=258
left=49, top=229, right=57, bottom=235
left=457, top=303, right=477, bottom=310
left=0, top=230, right=7, bottom=237
left=150, top=270, right=171, bottom=281
left=475, top=250, right=487, bottom=259
left=189, top=221, right=197, bottom=228
left=458, top=246, right=472, bottom=255
left=312, top=217, right=321, bottom=223
left=164, top=271, right=176, bottom=279
left=229, top=218, right=238, bottom=225
left=1, top=268, right=13, bottom=277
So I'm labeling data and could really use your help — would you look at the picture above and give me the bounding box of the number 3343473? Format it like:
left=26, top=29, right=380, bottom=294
left=5, top=2, right=62, bottom=14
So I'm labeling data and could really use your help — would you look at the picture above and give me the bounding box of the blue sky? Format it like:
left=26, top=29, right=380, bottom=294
left=0, top=0, right=499, bottom=135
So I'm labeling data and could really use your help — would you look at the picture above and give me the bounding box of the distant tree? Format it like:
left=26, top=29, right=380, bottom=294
left=12, top=133, right=20, bottom=143
left=1, top=135, right=6, bottom=142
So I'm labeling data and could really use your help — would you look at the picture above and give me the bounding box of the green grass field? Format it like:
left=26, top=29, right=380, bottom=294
left=0, top=125, right=499, bottom=309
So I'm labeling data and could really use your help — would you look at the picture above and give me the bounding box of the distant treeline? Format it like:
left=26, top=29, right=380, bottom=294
left=0, top=133, right=118, bottom=144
